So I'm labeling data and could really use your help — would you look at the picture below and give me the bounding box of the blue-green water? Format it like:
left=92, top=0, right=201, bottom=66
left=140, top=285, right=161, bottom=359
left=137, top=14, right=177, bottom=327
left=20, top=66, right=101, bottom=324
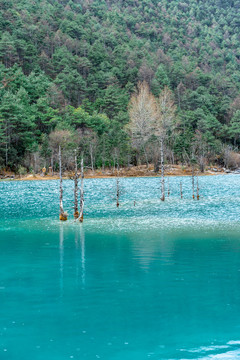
left=1, top=175, right=240, bottom=359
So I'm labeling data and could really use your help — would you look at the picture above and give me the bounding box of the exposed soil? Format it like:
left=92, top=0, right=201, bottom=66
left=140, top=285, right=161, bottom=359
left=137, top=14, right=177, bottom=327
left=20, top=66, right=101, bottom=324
left=0, top=164, right=227, bottom=181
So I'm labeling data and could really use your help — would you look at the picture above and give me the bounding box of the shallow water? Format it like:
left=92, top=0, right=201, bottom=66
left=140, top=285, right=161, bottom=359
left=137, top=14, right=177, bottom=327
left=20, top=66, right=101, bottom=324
left=1, top=175, right=240, bottom=359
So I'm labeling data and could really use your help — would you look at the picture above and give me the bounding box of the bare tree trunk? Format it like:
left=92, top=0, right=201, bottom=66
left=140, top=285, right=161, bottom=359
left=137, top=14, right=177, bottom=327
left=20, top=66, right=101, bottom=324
left=115, top=157, right=120, bottom=207
left=180, top=180, right=183, bottom=199
left=90, top=144, right=94, bottom=172
left=154, top=159, right=160, bottom=173
left=196, top=171, right=199, bottom=200
left=199, top=155, right=205, bottom=173
left=74, top=150, right=79, bottom=219
left=79, top=157, right=84, bottom=222
left=113, top=156, right=115, bottom=172
left=167, top=177, right=170, bottom=197
left=192, top=166, right=195, bottom=200
left=171, top=151, right=175, bottom=165
left=142, top=145, right=149, bottom=169
left=160, top=137, right=165, bottom=201
left=59, top=146, right=67, bottom=221
left=116, top=177, right=120, bottom=207
left=51, top=155, right=54, bottom=173
left=33, top=153, right=37, bottom=173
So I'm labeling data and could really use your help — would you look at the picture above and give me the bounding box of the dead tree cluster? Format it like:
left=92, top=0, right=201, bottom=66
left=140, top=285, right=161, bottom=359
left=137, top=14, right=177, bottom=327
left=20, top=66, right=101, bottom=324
left=161, top=175, right=200, bottom=201
left=58, top=145, right=201, bottom=223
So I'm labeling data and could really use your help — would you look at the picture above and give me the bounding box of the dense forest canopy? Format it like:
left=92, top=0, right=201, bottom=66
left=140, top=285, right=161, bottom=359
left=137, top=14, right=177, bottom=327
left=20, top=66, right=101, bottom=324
left=0, top=0, right=240, bottom=171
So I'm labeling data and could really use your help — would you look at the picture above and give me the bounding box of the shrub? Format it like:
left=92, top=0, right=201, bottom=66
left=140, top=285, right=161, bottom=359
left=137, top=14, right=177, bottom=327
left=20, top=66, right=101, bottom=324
left=18, top=166, right=27, bottom=176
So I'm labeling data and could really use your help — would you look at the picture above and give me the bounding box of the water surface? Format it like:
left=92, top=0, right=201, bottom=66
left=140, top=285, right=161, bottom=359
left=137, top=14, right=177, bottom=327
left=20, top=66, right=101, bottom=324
left=0, top=175, right=240, bottom=359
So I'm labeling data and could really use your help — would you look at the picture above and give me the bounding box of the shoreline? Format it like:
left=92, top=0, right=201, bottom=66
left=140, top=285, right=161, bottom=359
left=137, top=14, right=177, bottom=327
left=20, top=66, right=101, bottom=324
left=0, top=165, right=228, bottom=182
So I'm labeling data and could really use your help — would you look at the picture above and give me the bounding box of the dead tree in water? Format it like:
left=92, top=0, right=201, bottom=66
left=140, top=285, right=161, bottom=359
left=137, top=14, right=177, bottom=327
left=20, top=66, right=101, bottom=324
left=167, top=177, right=170, bottom=197
left=196, top=172, right=200, bottom=200
left=180, top=180, right=183, bottom=199
left=59, top=146, right=67, bottom=221
left=160, top=137, right=165, bottom=201
left=74, top=150, right=79, bottom=219
left=115, top=159, right=120, bottom=207
left=78, top=157, right=84, bottom=222
left=191, top=165, right=195, bottom=199
left=116, top=177, right=120, bottom=207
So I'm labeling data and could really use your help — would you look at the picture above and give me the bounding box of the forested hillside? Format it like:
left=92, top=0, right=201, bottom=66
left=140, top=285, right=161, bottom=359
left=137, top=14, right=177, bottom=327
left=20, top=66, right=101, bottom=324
left=1, top=0, right=240, bottom=172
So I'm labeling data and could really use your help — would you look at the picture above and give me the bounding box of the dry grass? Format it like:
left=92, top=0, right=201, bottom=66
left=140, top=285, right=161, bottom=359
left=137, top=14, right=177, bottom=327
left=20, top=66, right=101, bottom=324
left=1, top=164, right=225, bottom=181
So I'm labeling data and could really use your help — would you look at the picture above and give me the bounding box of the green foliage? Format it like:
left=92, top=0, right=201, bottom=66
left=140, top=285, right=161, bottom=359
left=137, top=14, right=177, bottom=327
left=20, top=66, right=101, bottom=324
left=229, top=110, right=240, bottom=144
left=18, top=165, right=27, bottom=176
left=152, top=65, right=170, bottom=95
left=0, top=0, right=240, bottom=169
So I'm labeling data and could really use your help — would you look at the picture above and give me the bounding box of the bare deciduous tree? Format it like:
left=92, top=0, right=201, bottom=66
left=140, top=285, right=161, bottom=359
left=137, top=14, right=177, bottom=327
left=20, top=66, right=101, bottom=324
left=154, top=87, right=176, bottom=201
left=49, top=129, right=79, bottom=170
left=194, top=131, right=207, bottom=173
left=127, top=81, right=157, bottom=168
left=77, top=128, right=98, bottom=172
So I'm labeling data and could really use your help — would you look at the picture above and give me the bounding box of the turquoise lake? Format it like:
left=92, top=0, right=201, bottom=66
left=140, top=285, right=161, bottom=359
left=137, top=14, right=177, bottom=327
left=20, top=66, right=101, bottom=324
left=1, top=175, right=240, bottom=359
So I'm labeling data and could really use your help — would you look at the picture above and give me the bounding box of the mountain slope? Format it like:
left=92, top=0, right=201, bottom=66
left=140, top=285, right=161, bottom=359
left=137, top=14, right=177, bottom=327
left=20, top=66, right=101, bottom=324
left=0, top=0, right=240, bottom=169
